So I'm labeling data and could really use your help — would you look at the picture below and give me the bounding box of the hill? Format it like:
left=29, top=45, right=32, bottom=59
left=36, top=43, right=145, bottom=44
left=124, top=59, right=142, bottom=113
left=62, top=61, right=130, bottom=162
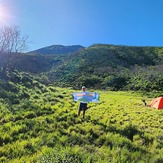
left=1, top=44, right=163, bottom=92
left=13, top=53, right=65, bottom=73
left=47, top=44, right=163, bottom=91
left=29, top=45, right=84, bottom=55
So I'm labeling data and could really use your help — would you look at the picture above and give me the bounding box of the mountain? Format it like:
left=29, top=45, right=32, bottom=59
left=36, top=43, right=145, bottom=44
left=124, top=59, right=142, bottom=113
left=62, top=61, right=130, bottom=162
left=1, top=44, right=163, bottom=91
left=14, top=53, right=63, bottom=73
left=47, top=44, right=163, bottom=90
left=29, top=45, right=84, bottom=55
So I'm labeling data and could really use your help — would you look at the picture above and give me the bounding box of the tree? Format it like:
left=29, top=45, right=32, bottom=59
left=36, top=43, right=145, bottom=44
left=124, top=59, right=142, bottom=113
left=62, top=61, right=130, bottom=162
left=0, top=26, right=28, bottom=54
left=0, top=26, right=29, bottom=78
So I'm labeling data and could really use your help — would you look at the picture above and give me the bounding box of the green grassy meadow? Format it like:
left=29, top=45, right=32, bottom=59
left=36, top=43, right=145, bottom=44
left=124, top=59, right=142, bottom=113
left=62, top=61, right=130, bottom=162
left=0, top=84, right=163, bottom=162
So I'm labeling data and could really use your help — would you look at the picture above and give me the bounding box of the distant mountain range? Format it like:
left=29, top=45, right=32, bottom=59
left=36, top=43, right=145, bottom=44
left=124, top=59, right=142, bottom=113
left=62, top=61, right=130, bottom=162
left=29, top=45, right=84, bottom=55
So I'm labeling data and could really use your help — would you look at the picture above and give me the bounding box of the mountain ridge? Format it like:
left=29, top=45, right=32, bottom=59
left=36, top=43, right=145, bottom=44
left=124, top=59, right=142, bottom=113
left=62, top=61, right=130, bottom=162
left=29, top=44, right=85, bottom=55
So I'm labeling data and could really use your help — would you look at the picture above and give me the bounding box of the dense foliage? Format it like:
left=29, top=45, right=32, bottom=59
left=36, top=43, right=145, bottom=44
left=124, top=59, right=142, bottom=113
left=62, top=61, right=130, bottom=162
left=2, top=44, right=162, bottom=92
left=0, top=71, right=163, bottom=162
left=48, top=44, right=163, bottom=92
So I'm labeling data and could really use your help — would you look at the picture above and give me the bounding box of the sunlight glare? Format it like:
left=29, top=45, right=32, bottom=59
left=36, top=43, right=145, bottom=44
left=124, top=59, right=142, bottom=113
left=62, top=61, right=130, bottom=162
left=0, top=3, right=16, bottom=27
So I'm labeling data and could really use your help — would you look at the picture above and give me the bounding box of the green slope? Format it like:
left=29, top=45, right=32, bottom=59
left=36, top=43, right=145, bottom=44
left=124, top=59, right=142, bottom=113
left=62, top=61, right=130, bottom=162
left=1, top=44, right=163, bottom=91
left=0, top=72, right=163, bottom=162
left=49, top=44, right=163, bottom=91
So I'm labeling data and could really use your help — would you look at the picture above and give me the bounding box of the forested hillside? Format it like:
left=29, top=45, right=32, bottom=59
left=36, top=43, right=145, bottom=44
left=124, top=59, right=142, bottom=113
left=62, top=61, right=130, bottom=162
left=1, top=44, right=163, bottom=92
left=47, top=44, right=163, bottom=92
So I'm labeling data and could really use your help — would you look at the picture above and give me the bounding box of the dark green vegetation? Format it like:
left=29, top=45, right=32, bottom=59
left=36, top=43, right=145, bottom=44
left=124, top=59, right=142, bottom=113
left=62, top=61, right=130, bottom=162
left=0, top=71, right=163, bottom=162
left=8, top=44, right=163, bottom=93
left=0, top=44, right=163, bottom=162
left=49, top=44, right=163, bottom=92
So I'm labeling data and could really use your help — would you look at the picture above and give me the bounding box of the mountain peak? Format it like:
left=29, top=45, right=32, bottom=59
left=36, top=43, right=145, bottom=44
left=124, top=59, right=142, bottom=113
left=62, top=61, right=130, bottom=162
left=29, top=45, right=85, bottom=55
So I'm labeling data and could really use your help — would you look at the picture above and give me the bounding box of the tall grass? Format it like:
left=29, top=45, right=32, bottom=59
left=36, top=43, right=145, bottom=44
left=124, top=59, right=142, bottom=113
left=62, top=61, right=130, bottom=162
left=0, top=83, right=163, bottom=162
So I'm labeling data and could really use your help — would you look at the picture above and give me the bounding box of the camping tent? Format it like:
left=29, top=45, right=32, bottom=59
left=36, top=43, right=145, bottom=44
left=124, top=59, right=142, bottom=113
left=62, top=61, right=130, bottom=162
left=150, top=97, right=163, bottom=109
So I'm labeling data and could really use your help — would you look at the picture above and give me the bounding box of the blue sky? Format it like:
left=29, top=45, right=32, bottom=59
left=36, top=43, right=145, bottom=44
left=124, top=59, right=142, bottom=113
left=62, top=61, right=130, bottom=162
left=0, top=0, right=163, bottom=51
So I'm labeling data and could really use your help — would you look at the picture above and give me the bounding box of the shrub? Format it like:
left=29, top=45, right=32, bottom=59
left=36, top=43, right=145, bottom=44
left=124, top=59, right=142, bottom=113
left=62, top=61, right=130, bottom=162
left=38, top=146, right=85, bottom=163
left=24, top=111, right=36, bottom=119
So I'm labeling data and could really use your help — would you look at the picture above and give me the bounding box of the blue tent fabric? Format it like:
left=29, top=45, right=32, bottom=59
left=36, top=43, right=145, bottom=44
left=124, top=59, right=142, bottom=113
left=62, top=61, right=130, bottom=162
left=73, top=92, right=99, bottom=102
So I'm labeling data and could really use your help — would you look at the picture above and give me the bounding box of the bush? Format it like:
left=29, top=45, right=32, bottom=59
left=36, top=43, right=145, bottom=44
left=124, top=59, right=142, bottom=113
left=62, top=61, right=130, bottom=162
left=38, top=146, right=87, bottom=163
left=77, top=75, right=102, bottom=88
left=24, top=111, right=36, bottom=119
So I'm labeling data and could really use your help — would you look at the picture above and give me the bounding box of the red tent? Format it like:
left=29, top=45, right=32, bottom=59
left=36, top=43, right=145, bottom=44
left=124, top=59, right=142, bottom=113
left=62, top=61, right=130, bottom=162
left=150, top=97, right=163, bottom=109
